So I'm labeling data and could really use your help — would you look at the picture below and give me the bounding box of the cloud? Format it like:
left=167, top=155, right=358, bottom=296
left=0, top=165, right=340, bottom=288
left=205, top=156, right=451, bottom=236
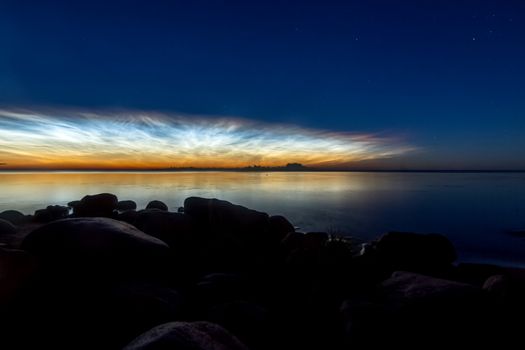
left=0, top=107, right=415, bottom=169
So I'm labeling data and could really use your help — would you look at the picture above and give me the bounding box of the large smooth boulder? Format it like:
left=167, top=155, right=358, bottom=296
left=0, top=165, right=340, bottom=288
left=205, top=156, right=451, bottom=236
left=33, top=205, right=69, bottom=223
left=117, top=200, right=137, bottom=211
left=374, top=231, right=457, bottom=275
left=20, top=217, right=170, bottom=279
left=268, top=215, right=294, bottom=243
left=0, top=210, right=28, bottom=225
left=0, top=218, right=17, bottom=236
left=72, top=193, right=118, bottom=217
left=184, top=197, right=269, bottom=234
left=123, top=321, right=249, bottom=350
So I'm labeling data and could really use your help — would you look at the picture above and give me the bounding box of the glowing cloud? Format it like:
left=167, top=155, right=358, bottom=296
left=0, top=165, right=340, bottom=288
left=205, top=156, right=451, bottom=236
left=0, top=108, right=414, bottom=169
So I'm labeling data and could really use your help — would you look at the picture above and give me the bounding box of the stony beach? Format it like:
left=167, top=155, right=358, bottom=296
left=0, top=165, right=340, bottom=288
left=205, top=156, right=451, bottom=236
left=0, top=193, right=524, bottom=349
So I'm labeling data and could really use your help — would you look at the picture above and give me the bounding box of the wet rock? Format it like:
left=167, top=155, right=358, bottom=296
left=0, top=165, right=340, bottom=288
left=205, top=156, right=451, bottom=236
left=33, top=205, right=69, bottom=223
left=73, top=193, right=118, bottom=217
left=0, top=210, right=28, bottom=225
left=146, top=200, right=168, bottom=211
left=123, top=321, right=249, bottom=350
left=117, top=200, right=137, bottom=211
left=0, top=218, right=17, bottom=236
left=21, top=217, right=170, bottom=279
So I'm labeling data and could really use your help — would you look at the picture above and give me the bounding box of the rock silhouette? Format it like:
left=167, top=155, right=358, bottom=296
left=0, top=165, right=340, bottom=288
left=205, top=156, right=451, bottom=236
left=0, top=195, right=523, bottom=349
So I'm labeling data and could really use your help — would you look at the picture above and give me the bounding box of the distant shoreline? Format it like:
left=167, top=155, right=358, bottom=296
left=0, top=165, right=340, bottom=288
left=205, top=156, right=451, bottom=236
left=1, top=169, right=525, bottom=173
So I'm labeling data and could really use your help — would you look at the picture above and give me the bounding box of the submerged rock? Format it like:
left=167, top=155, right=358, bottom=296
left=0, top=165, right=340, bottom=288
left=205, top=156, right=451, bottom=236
left=123, top=321, right=249, bottom=350
left=72, top=193, right=118, bottom=217
left=146, top=200, right=168, bottom=211
left=21, top=217, right=170, bottom=279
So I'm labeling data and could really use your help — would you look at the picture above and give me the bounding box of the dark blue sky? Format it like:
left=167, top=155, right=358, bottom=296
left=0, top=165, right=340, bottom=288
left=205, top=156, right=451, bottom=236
left=1, top=0, right=524, bottom=169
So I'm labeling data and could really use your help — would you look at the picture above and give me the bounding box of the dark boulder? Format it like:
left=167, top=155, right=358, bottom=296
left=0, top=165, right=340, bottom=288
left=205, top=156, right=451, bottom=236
left=378, top=271, right=487, bottom=345
left=133, top=210, right=195, bottom=249
left=21, top=217, right=170, bottom=279
left=268, top=215, right=295, bottom=242
left=117, top=200, right=137, bottom=211
left=195, top=273, right=254, bottom=308
left=67, top=200, right=81, bottom=208
left=33, top=205, right=69, bottom=223
left=117, top=209, right=139, bottom=225
left=206, top=301, right=270, bottom=350
left=146, top=200, right=168, bottom=211
left=0, top=218, right=17, bottom=236
left=0, top=210, right=28, bottom=225
left=123, top=321, right=249, bottom=350
left=0, top=248, right=38, bottom=306
left=184, top=197, right=269, bottom=235
left=374, top=231, right=457, bottom=275
left=72, top=193, right=118, bottom=217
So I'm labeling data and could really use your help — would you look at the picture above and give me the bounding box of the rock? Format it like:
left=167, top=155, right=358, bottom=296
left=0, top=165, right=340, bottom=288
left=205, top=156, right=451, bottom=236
left=381, top=271, right=480, bottom=303
left=303, top=232, right=329, bottom=251
left=117, top=200, right=137, bottom=211
left=0, top=210, right=28, bottom=225
left=483, top=274, right=509, bottom=299
left=73, top=193, right=118, bottom=217
left=123, top=321, right=249, bottom=350
left=101, top=282, right=186, bottom=347
left=374, top=231, right=457, bottom=275
left=146, top=200, right=168, bottom=211
left=0, top=248, right=38, bottom=306
left=117, top=209, right=138, bottom=224
left=33, top=205, right=69, bottom=223
left=340, top=298, right=390, bottom=347
left=21, top=217, right=170, bottom=279
left=133, top=210, right=195, bottom=249
left=206, top=301, right=270, bottom=349
left=454, top=263, right=505, bottom=286
left=378, top=271, right=487, bottom=346
left=196, top=273, right=253, bottom=308
left=268, top=215, right=294, bottom=242
left=0, top=218, right=17, bottom=236
left=184, top=197, right=269, bottom=234
left=67, top=200, right=81, bottom=208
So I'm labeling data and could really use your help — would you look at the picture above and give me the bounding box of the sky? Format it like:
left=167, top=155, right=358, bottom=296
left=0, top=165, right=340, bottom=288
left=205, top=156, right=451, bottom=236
left=0, top=0, right=524, bottom=170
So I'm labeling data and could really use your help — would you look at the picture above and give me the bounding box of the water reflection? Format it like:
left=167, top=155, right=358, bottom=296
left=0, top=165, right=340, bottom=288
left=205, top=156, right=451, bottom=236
left=1, top=171, right=525, bottom=265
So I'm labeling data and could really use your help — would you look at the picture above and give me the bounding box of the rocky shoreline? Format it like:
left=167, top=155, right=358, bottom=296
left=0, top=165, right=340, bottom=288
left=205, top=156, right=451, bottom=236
left=0, top=193, right=524, bottom=349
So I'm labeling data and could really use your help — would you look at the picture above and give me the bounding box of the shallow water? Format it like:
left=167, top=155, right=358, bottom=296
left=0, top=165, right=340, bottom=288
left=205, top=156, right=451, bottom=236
left=1, top=171, right=525, bottom=266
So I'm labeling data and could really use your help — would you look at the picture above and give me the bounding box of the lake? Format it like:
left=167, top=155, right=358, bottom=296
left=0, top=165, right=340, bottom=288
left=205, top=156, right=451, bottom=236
left=1, top=171, right=524, bottom=266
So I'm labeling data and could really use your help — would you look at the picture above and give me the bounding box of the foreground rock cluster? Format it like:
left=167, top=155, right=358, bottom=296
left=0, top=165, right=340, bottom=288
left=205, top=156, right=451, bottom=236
left=0, top=193, right=524, bottom=349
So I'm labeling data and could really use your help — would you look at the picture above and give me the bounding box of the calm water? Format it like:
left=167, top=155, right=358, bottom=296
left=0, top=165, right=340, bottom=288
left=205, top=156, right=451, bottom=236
left=1, top=171, right=525, bottom=266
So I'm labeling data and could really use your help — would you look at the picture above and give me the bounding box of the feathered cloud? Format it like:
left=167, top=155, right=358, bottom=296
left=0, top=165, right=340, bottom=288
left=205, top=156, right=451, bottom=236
left=0, top=108, right=415, bottom=169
